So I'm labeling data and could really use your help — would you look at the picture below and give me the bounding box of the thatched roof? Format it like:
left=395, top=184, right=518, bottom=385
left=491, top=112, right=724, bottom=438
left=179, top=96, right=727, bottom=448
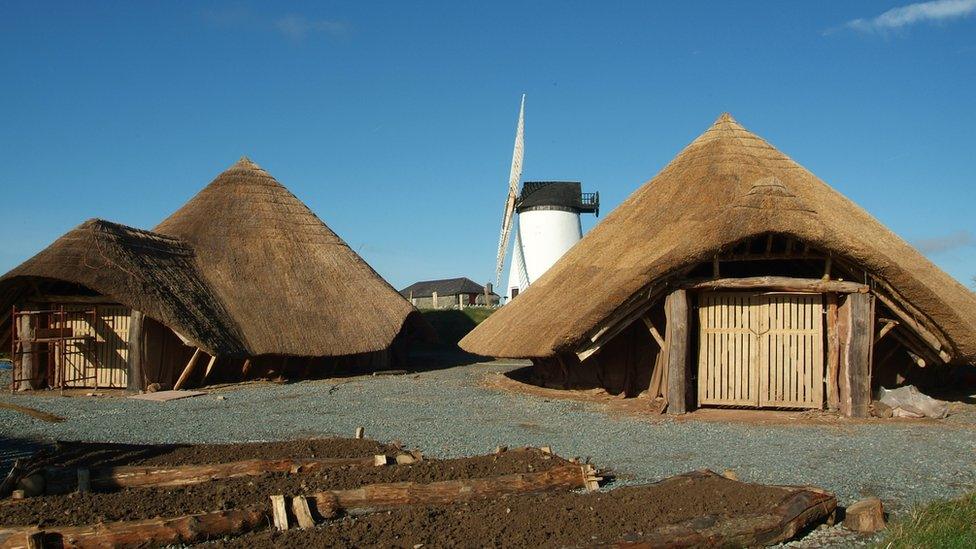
left=1, top=158, right=422, bottom=358
left=0, top=219, right=246, bottom=355
left=460, top=114, right=976, bottom=363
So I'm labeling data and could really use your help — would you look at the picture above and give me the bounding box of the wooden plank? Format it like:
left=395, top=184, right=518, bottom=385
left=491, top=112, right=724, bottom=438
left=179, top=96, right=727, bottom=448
left=665, top=289, right=690, bottom=414
left=684, top=276, right=868, bottom=294
left=843, top=293, right=874, bottom=418
left=203, top=355, right=218, bottom=381
left=173, top=348, right=203, bottom=390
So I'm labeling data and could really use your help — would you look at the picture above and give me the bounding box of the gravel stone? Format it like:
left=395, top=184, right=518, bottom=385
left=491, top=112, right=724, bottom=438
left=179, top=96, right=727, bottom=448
left=2, top=361, right=975, bottom=520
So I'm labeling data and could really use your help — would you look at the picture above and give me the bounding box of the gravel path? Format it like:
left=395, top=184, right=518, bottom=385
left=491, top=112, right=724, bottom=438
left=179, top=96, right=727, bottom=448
left=2, top=362, right=975, bottom=515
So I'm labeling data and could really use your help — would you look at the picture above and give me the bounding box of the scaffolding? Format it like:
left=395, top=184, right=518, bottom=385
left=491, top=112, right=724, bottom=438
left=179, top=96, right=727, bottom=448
left=10, top=305, right=98, bottom=392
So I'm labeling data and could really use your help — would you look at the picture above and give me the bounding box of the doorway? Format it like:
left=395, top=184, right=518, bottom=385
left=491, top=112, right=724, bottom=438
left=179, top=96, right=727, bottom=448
left=697, top=292, right=824, bottom=409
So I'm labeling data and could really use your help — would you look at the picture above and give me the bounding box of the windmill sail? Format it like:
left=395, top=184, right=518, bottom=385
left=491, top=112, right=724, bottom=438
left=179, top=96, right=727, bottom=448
left=495, top=94, right=525, bottom=286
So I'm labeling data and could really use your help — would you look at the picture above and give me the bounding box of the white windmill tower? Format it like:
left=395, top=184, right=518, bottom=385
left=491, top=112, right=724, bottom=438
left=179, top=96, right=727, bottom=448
left=494, top=96, right=599, bottom=302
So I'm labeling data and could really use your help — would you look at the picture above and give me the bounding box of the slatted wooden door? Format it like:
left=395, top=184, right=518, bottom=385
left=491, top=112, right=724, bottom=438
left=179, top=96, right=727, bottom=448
left=54, top=305, right=131, bottom=388
left=698, top=292, right=824, bottom=409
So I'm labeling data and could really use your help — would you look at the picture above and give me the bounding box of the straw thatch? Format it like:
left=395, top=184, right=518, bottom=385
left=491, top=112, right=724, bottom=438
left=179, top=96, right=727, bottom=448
left=0, top=219, right=246, bottom=355
left=460, top=113, right=976, bottom=363
left=1, top=158, right=422, bottom=358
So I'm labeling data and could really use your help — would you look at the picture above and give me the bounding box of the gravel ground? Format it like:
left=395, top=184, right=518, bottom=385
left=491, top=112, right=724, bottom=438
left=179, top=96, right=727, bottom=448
left=2, top=361, right=975, bottom=519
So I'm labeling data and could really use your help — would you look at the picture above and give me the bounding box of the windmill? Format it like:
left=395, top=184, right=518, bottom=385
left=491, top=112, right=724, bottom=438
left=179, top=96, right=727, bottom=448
left=494, top=95, right=600, bottom=303
left=494, top=94, right=526, bottom=289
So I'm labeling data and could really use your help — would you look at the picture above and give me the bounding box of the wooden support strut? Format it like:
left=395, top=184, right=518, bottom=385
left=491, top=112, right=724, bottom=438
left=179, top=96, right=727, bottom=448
left=682, top=276, right=867, bottom=294
left=173, top=348, right=203, bottom=390
left=825, top=294, right=840, bottom=412
left=872, top=290, right=951, bottom=363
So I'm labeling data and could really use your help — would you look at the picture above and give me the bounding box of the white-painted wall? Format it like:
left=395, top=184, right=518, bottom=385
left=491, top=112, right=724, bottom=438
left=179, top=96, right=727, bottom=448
left=506, top=209, right=582, bottom=301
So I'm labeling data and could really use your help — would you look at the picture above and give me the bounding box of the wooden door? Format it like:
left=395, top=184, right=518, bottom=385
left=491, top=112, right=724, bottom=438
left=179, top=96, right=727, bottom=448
left=697, top=292, right=824, bottom=409
left=54, top=305, right=130, bottom=388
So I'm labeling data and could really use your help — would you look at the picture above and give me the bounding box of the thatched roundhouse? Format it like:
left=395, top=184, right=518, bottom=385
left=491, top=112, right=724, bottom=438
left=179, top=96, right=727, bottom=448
left=461, top=114, right=976, bottom=417
left=2, top=158, right=429, bottom=391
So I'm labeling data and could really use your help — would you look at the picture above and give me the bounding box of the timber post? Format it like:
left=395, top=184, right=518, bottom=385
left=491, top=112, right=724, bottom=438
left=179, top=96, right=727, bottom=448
left=665, top=289, right=690, bottom=414
left=840, top=293, right=874, bottom=418
left=126, top=310, right=145, bottom=392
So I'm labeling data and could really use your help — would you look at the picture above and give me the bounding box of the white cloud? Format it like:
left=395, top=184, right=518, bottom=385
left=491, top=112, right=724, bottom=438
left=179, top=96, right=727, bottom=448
left=843, top=0, right=976, bottom=33
left=274, top=14, right=348, bottom=41
left=914, top=230, right=976, bottom=255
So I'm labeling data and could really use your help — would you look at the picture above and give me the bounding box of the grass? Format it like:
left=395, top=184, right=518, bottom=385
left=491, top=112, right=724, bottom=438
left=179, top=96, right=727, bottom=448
left=420, top=308, right=496, bottom=346
left=877, top=492, right=976, bottom=548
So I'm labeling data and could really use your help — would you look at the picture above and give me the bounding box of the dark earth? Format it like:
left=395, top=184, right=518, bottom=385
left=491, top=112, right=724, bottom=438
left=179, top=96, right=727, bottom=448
left=211, top=474, right=796, bottom=548
left=0, top=439, right=567, bottom=528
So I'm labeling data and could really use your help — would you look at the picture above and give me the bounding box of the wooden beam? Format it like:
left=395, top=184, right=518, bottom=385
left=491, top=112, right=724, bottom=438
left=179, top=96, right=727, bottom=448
left=825, top=294, right=840, bottom=412
left=822, top=255, right=833, bottom=281
left=173, top=348, right=203, bottom=390
left=241, top=359, right=252, bottom=380
left=683, top=276, right=868, bottom=294
left=33, top=295, right=118, bottom=305
left=872, top=290, right=951, bottom=363
left=665, top=289, right=690, bottom=415
left=875, top=318, right=898, bottom=344
left=202, top=355, right=218, bottom=381
left=126, top=310, right=145, bottom=393
left=640, top=316, right=665, bottom=348
left=576, top=282, right=667, bottom=361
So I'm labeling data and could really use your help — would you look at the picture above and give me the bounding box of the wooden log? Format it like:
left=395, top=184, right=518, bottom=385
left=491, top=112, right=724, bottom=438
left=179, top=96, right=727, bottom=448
left=312, top=464, right=590, bottom=513
left=683, top=276, right=867, bottom=294
left=354, top=427, right=365, bottom=439
left=270, top=495, right=288, bottom=531
left=43, top=456, right=386, bottom=494
left=125, top=310, right=145, bottom=393
left=0, top=507, right=268, bottom=549
left=825, top=294, right=840, bottom=412
left=600, top=472, right=837, bottom=548
left=665, top=290, right=690, bottom=415
left=241, top=359, right=252, bottom=380
left=173, top=348, right=203, bottom=390
left=842, top=293, right=874, bottom=418
left=291, top=496, right=316, bottom=529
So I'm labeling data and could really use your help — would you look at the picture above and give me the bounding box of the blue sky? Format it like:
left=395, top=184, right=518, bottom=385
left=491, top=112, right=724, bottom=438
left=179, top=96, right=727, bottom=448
left=1, top=1, right=974, bottom=289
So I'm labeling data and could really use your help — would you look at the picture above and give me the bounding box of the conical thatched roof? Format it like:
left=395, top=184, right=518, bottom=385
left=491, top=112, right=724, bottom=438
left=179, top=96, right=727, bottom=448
left=154, top=157, right=417, bottom=357
left=1, top=158, right=421, bottom=358
left=460, top=114, right=976, bottom=362
left=0, top=219, right=246, bottom=355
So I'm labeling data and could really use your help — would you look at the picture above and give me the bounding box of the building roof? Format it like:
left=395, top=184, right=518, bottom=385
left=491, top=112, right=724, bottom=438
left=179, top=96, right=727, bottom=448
left=1, top=158, right=426, bottom=358
left=516, top=181, right=599, bottom=214
left=400, top=277, right=494, bottom=299
left=460, top=113, right=976, bottom=363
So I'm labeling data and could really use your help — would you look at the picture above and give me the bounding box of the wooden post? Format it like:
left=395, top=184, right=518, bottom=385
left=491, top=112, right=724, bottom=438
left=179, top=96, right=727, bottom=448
left=14, top=313, right=34, bottom=391
left=825, top=294, right=840, bottom=411
left=270, top=495, right=289, bottom=531
left=241, top=359, right=252, bottom=380
left=840, top=293, right=874, bottom=418
left=173, top=348, right=203, bottom=390
left=665, top=289, right=690, bottom=415
left=291, top=496, right=316, bottom=529
left=432, top=290, right=438, bottom=308
left=126, top=310, right=145, bottom=393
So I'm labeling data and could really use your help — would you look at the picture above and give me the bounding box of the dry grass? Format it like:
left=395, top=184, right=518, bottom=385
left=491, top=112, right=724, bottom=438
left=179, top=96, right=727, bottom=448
left=878, top=492, right=976, bottom=548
